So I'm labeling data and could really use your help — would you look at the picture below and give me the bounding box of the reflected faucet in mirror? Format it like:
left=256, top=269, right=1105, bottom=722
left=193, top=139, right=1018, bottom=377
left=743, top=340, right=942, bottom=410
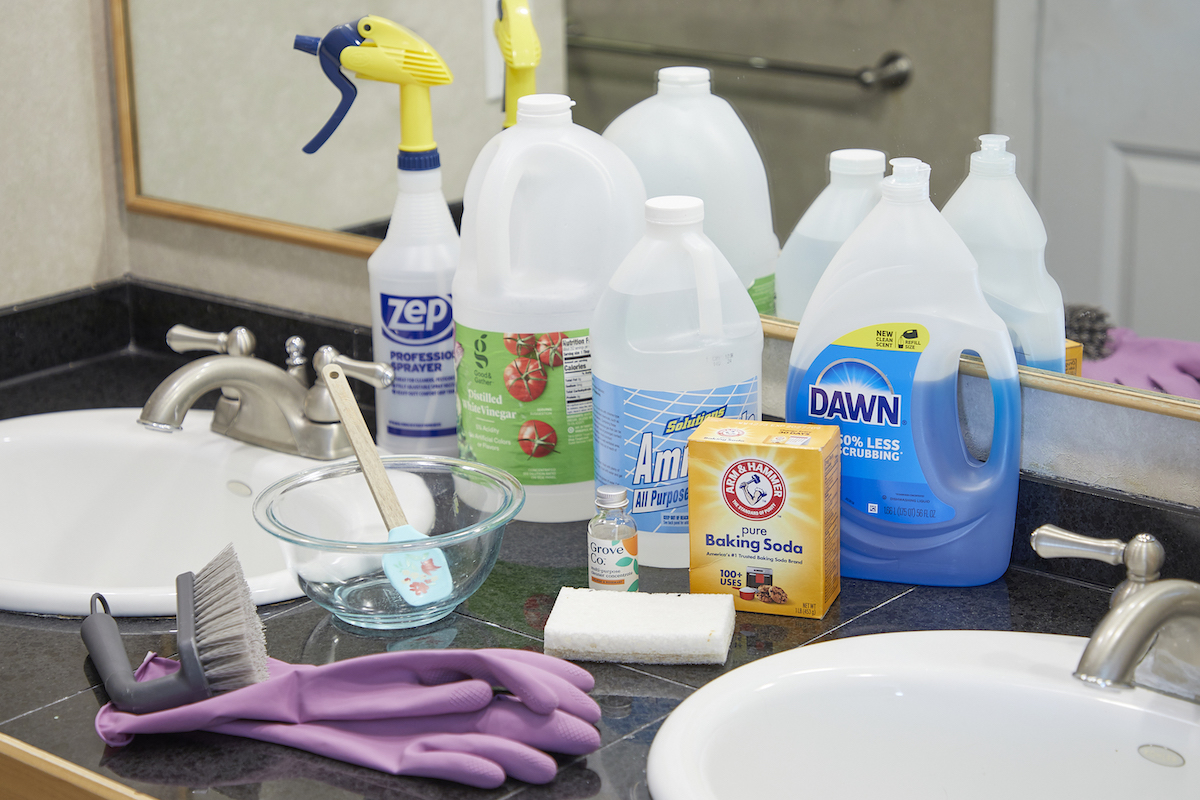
left=139, top=324, right=394, bottom=460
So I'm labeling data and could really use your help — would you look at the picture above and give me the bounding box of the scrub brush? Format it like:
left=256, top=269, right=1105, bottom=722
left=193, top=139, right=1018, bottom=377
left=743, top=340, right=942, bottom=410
left=81, top=544, right=269, bottom=713
left=1065, top=303, right=1113, bottom=360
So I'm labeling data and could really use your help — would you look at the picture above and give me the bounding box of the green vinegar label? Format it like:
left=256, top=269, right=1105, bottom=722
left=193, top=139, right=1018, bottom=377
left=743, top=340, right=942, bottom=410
left=750, top=273, right=776, bottom=316
left=456, top=325, right=594, bottom=485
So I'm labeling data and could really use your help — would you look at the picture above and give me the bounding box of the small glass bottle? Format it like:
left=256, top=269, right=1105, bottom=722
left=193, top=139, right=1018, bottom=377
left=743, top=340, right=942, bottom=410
left=587, top=485, right=639, bottom=591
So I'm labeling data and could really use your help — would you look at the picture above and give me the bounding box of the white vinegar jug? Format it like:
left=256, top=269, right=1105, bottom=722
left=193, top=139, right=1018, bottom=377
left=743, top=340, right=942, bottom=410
left=454, top=94, right=646, bottom=523
left=592, top=196, right=763, bottom=568
left=602, top=67, right=779, bottom=315
left=941, top=134, right=1065, bottom=372
left=774, top=149, right=885, bottom=322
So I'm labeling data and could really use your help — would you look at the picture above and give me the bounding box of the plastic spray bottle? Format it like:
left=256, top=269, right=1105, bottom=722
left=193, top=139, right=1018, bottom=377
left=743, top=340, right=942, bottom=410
left=592, top=196, right=763, bottom=568
left=453, top=94, right=646, bottom=523
left=295, top=17, right=459, bottom=455
left=494, top=0, right=541, bottom=129
left=602, top=67, right=780, bottom=315
left=785, top=158, right=1021, bottom=587
left=941, top=134, right=1066, bottom=372
left=774, top=149, right=886, bottom=322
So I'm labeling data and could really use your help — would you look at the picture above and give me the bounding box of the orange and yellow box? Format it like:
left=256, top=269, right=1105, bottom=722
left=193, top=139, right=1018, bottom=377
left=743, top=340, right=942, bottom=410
left=687, top=418, right=840, bottom=619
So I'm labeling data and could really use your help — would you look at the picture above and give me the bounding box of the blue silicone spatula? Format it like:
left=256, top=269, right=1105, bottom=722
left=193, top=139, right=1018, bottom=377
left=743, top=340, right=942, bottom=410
left=320, top=364, right=452, bottom=606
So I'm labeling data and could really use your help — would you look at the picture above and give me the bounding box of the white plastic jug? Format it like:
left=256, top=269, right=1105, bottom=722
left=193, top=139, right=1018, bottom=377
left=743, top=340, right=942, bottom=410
left=774, top=149, right=885, bottom=322
left=602, top=67, right=779, bottom=315
left=592, top=196, right=763, bottom=568
left=941, top=134, right=1066, bottom=372
left=453, top=94, right=646, bottom=523
left=785, top=158, right=1021, bottom=587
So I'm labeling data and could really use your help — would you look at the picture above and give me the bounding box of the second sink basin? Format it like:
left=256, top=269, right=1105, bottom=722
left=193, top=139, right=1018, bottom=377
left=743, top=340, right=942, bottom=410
left=0, top=408, right=317, bottom=616
left=647, top=630, right=1200, bottom=799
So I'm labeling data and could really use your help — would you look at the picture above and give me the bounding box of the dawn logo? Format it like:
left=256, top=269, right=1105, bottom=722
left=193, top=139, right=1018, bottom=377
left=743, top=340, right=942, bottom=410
left=380, top=294, right=454, bottom=345
left=808, top=359, right=901, bottom=427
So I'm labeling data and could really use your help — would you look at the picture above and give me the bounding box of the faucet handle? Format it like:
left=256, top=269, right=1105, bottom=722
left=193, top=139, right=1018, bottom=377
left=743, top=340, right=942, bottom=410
left=1031, top=524, right=1165, bottom=606
left=312, top=346, right=395, bottom=389
left=166, top=324, right=257, bottom=357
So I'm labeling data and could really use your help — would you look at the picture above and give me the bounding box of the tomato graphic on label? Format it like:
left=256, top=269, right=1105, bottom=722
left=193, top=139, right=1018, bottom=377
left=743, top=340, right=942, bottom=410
left=504, top=333, right=538, bottom=357
left=536, top=332, right=565, bottom=367
left=518, top=419, right=557, bottom=457
left=504, top=357, right=548, bottom=402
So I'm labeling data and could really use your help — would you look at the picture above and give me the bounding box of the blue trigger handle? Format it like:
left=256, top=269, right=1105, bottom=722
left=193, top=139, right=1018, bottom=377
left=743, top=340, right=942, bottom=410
left=294, top=20, right=365, bottom=154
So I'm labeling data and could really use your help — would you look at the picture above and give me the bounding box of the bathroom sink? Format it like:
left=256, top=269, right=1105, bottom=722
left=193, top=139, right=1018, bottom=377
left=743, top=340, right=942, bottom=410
left=647, top=630, right=1199, bottom=799
left=0, top=408, right=316, bottom=616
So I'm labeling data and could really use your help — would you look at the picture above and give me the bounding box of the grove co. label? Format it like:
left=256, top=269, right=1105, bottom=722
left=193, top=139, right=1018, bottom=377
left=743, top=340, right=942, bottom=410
left=456, top=325, right=594, bottom=485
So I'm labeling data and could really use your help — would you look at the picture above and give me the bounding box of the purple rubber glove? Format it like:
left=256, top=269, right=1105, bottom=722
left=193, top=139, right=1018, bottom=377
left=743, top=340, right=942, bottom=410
left=1083, top=327, right=1200, bottom=399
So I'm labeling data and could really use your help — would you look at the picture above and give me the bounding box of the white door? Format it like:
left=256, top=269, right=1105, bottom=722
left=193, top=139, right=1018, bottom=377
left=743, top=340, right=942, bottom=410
left=993, top=0, right=1200, bottom=341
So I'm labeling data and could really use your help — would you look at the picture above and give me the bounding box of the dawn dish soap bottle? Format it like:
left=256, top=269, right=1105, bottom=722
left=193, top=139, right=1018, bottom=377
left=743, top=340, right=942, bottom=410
left=592, top=196, right=763, bottom=568
left=785, top=158, right=1021, bottom=587
left=602, top=67, right=780, bottom=316
left=454, top=94, right=646, bottom=523
left=774, top=149, right=886, bottom=322
left=941, top=134, right=1066, bottom=373
left=294, top=16, right=459, bottom=455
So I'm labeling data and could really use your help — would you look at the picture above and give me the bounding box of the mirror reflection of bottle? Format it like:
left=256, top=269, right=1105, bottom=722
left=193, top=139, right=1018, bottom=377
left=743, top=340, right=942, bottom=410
left=587, top=485, right=639, bottom=592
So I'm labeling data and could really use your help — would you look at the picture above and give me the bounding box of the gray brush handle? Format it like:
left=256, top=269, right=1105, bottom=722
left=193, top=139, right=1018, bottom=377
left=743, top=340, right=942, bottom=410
left=81, top=584, right=209, bottom=713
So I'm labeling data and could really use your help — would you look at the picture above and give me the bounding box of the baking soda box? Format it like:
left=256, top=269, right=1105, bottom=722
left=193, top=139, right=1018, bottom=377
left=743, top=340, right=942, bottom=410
left=688, top=419, right=840, bottom=619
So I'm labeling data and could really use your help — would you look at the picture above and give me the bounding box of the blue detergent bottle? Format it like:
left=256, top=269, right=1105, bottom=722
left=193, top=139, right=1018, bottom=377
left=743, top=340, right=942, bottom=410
left=785, top=158, right=1021, bottom=586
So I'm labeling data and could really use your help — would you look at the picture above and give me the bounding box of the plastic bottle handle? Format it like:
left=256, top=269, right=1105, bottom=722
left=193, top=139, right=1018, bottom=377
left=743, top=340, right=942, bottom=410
left=960, top=329, right=1022, bottom=482
left=474, top=139, right=615, bottom=294
left=680, top=231, right=724, bottom=341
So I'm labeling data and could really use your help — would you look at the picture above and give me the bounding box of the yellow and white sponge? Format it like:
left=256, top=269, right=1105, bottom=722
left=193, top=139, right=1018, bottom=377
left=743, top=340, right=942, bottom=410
left=543, top=587, right=735, bottom=665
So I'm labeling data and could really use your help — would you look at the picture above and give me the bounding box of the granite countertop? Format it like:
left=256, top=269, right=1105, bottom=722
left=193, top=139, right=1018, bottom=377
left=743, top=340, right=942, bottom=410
left=0, top=282, right=1156, bottom=799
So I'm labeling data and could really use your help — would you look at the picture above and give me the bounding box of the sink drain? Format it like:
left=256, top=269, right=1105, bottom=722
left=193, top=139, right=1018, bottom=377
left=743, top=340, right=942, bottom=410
left=226, top=480, right=253, bottom=497
left=1138, top=744, right=1185, bottom=767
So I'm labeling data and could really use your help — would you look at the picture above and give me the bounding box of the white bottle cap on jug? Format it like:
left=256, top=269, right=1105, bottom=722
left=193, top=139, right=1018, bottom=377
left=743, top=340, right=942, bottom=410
left=970, top=134, right=1017, bottom=176
left=517, top=94, right=576, bottom=125
left=656, top=66, right=712, bottom=94
left=882, top=157, right=931, bottom=201
left=645, top=195, right=705, bottom=225
left=829, top=149, right=887, bottom=175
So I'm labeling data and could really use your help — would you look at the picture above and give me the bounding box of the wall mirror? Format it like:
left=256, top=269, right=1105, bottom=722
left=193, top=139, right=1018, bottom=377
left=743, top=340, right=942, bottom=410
left=110, top=0, right=1200, bottom=417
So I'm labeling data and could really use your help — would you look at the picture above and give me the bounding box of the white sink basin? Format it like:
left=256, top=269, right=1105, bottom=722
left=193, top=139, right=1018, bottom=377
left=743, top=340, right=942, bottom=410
left=0, top=408, right=317, bottom=616
left=648, top=630, right=1200, bottom=799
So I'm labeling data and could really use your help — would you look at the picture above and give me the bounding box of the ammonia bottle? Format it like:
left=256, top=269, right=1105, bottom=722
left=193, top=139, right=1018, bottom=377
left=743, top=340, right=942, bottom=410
left=454, top=94, right=646, bottom=523
left=942, top=134, right=1065, bottom=372
left=785, top=158, right=1021, bottom=587
left=592, top=196, right=763, bottom=568
left=602, top=67, right=779, bottom=315
left=774, top=149, right=885, bottom=322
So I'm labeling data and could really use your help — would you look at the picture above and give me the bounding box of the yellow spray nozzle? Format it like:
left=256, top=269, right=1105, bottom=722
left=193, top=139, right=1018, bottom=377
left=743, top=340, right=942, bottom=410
left=494, top=0, right=541, bottom=128
left=340, top=16, right=453, bottom=153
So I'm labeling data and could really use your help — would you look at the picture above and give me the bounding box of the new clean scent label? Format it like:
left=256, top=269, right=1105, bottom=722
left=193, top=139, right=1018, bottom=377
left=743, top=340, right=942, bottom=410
left=688, top=419, right=840, bottom=619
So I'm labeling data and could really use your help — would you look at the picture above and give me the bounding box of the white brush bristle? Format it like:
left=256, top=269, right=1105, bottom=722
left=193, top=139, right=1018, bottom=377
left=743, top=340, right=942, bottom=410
left=192, top=544, right=270, bottom=693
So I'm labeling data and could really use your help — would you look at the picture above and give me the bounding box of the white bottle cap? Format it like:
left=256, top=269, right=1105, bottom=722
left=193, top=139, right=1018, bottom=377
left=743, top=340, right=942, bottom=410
left=517, top=94, right=575, bottom=125
left=829, top=149, right=887, bottom=176
left=882, top=157, right=931, bottom=201
left=595, top=484, right=628, bottom=508
left=969, top=134, right=1017, bottom=176
left=657, top=66, right=712, bottom=94
left=645, top=195, right=705, bottom=225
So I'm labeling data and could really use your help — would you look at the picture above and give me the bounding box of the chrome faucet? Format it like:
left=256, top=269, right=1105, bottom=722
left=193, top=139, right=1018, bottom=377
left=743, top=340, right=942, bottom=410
left=1032, top=523, right=1200, bottom=704
left=139, top=324, right=394, bottom=460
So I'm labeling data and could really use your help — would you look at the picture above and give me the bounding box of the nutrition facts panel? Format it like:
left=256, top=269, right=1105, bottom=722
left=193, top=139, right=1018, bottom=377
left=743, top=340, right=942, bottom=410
left=563, top=335, right=593, bottom=417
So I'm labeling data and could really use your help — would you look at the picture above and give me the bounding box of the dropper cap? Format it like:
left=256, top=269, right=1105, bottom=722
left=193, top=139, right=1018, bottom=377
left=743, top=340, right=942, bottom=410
left=882, top=157, right=931, bottom=201
left=829, top=149, right=887, bottom=176
left=657, top=66, right=712, bottom=95
left=645, top=195, right=704, bottom=225
left=516, top=93, right=575, bottom=125
left=969, top=134, right=1017, bottom=176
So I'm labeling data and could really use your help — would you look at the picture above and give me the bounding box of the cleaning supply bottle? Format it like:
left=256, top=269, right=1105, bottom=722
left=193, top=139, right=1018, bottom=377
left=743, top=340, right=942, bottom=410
left=602, top=67, right=780, bottom=316
left=941, top=134, right=1066, bottom=372
left=454, top=94, right=646, bottom=523
left=494, top=0, right=541, bottom=129
left=295, top=16, right=459, bottom=455
left=588, top=485, right=639, bottom=591
left=785, top=158, right=1021, bottom=587
left=774, top=149, right=886, bottom=322
left=592, top=196, right=763, bottom=568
